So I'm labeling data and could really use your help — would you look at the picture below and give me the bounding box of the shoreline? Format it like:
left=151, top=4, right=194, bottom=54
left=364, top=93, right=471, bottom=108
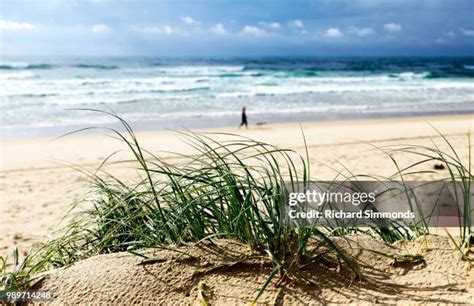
left=2, top=109, right=474, bottom=140
left=2, top=111, right=473, bottom=141
left=1, top=113, right=472, bottom=172
left=0, top=114, right=474, bottom=172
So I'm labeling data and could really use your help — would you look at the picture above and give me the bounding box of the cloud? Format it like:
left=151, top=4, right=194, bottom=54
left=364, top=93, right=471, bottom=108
left=437, top=31, right=456, bottom=43
left=91, top=24, right=111, bottom=33
left=88, top=0, right=111, bottom=4
left=258, top=21, right=281, bottom=29
left=349, top=26, right=374, bottom=37
left=181, top=16, right=200, bottom=26
left=445, top=31, right=457, bottom=38
left=0, top=19, right=35, bottom=31
left=460, top=28, right=474, bottom=36
left=133, top=25, right=175, bottom=35
left=289, top=19, right=307, bottom=34
left=384, top=22, right=402, bottom=32
left=211, top=23, right=227, bottom=35
left=325, top=27, right=343, bottom=37
left=242, top=25, right=266, bottom=37
left=290, top=19, right=304, bottom=29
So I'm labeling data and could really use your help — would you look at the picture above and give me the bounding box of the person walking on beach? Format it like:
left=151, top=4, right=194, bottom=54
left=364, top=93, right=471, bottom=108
left=239, top=107, right=248, bottom=129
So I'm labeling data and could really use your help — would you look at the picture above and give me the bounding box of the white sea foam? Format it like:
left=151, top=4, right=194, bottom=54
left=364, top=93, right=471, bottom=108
left=0, top=71, right=36, bottom=80
left=0, top=61, right=30, bottom=69
left=1, top=62, right=473, bottom=132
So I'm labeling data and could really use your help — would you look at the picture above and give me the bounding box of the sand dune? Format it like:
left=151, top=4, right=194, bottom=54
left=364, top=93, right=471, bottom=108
left=34, top=235, right=473, bottom=304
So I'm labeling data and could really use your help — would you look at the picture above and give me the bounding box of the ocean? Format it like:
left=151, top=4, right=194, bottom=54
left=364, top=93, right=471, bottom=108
left=1, top=57, right=473, bottom=137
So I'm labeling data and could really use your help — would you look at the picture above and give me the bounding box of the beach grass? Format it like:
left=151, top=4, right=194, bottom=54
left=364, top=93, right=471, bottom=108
left=1, top=111, right=472, bottom=302
left=327, top=128, right=472, bottom=246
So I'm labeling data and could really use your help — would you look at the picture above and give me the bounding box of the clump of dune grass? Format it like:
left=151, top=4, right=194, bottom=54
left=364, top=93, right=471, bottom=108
left=329, top=128, right=472, bottom=247
left=1, top=110, right=359, bottom=300
left=379, top=127, right=472, bottom=249
left=1, top=111, right=471, bottom=302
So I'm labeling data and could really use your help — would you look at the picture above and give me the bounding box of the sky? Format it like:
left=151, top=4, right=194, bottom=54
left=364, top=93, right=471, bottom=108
left=1, top=0, right=474, bottom=57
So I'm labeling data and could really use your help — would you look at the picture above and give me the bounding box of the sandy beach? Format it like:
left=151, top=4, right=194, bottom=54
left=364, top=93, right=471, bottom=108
left=1, top=114, right=473, bottom=257
left=2, top=1, right=474, bottom=303
left=1, top=114, right=473, bottom=304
